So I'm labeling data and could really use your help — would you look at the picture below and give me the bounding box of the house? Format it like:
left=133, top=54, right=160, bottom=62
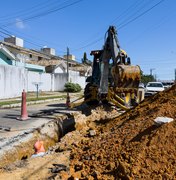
left=0, top=36, right=93, bottom=98
left=1, top=36, right=81, bottom=70
left=2, top=35, right=92, bottom=80
left=1, top=38, right=50, bottom=63
left=45, top=62, right=67, bottom=73
left=0, top=43, right=45, bottom=72
left=0, top=44, right=15, bottom=65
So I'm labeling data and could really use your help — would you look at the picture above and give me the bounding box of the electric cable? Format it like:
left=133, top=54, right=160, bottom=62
left=72, top=0, right=165, bottom=51
left=2, top=0, right=84, bottom=27
left=0, top=0, right=52, bottom=20
left=118, top=0, right=165, bottom=30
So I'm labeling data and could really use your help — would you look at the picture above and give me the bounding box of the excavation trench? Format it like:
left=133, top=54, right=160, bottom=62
left=0, top=115, right=75, bottom=169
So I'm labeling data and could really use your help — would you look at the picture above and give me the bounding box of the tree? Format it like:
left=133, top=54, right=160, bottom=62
left=82, top=52, right=88, bottom=64
left=140, top=71, right=155, bottom=85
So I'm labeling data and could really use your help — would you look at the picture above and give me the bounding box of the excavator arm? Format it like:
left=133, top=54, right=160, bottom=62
left=99, top=26, right=121, bottom=94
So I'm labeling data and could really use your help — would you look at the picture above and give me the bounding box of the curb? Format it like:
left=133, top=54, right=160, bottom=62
left=0, top=98, right=65, bottom=109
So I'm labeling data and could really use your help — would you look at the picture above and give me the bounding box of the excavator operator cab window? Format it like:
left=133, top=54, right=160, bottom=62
left=127, top=57, right=131, bottom=65
left=120, top=52, right=126, bottom=64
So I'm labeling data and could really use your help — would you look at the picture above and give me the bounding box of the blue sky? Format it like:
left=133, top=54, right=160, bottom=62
left=0, top=0, right=175, bottom=80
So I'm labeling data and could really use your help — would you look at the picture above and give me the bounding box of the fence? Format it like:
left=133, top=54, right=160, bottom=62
left=0, top=64, right=86, bottom=99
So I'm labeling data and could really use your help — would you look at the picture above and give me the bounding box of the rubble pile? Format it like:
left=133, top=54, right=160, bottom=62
left=68, top=84, right=176, bottom=179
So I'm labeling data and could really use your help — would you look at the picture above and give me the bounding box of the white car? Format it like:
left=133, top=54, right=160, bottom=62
left=145, top=82, right=165, bottom=97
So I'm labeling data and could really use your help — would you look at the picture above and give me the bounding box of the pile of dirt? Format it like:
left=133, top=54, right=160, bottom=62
left=0, top=105, right=119, bottom=179
left=67, top=84, right=176, bottom=179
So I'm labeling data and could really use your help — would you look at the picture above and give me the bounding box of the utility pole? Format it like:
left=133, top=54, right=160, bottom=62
left=150, top=68, right=155, bottom=76
left=67, top=47, right=69, bottom=82
left=66, top=47, right=70, bottom=108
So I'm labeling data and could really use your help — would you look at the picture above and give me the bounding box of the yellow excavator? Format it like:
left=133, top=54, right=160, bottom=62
left=71, top=26, right=141, bottom=110
left=83, top=26, right=141, bottom=110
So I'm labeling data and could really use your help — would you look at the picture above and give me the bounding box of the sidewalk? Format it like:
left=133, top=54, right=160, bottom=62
left=0, top=91, right=83, bottom=108
left=0, top=91, right=82, bottom=139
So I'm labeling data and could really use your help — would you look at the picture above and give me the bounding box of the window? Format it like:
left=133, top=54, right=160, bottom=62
left=38, top=56, right=42, bottom=60
left=29, top=54, right=32, bottom=58
left=147, top=83, right=163, bottom=88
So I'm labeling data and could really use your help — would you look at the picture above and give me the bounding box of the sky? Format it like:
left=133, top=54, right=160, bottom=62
left=0, top=0, right=175, bottom=80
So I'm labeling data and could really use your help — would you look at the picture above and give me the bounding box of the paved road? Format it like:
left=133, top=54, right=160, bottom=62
left=0, top=96, right=81, bottom=139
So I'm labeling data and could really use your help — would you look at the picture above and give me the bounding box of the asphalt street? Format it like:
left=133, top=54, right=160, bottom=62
left=0, top=96, right=80, bottom=139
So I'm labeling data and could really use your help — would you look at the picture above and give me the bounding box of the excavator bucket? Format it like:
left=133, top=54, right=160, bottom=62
left=111, top=64, right=141, bottom=89
left=109, top=64, right=141, bottom=108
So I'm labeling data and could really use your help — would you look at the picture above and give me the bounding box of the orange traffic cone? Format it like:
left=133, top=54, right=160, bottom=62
left=34, top=140, right=45, bottom=154
left=17, top=89, right=29, bottom=120
left=66, top=93, right=71, bottom=108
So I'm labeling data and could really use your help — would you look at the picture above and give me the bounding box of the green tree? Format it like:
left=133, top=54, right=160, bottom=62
left=140, top=71, right=155, bottom=85
left=82, top=52, right=87, bottom=64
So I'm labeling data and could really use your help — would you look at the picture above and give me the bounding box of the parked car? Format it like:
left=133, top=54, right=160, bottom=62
left=145, top=82, right=165, bottom=97
left=162, top=82, right=174, bottom=89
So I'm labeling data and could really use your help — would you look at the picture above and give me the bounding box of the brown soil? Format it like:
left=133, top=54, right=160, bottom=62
left=68, top=84, right=176, bottom=179
left=0, top=105, right=119, bottom=179
left=0, top=85, right=175, bottom=180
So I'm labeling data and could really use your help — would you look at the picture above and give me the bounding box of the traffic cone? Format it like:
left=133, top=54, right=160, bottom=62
left=34, top=140, right=45, bottom=154
left=17, top=89, right=29, bottom=120
left=66, top=92, right=71, bottom=108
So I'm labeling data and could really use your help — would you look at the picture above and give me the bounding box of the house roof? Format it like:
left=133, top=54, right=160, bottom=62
left=0, top=41, right=92, bottom=73
left=0, top=44, right=15, bottom=60
left=0, top=41, right=51, bottom=60
left=1, top=41, right=79, bottom=65
left=69, top=64, right=92, bottom=72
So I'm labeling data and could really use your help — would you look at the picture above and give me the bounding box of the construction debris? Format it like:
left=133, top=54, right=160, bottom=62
left=154, top=116, right=174, bottom=125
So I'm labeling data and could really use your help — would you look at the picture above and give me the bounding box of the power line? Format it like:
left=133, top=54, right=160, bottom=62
left=0, top=0, right=84, bottom=53
left=115, top=0, right=153, bottom=28
left=72, top=0, right=165, bottom=52
left=110, top=0, right=141, bottom=24
left=2, top=0, right=84, bottom=27
left=0, top=25, right=66, bottom=53
left=0, top=34, right=5, bottom=38
left=0, top=0, right=166, bottom=59
left=0, top=0, right=52, bottom=20
left=0, top=29, right=11, bottom=37
left=72, top=0, right=143, bottom=51
left=72, top=37, right=103, bottom=52
left=118, top=0, right=165, bottom=30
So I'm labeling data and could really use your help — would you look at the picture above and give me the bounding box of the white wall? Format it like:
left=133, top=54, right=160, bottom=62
left=54, top=73, right=67, bottom=91
left=69, top=70, right=86, bottom=89
left=27, top=71, right=51, bottom=92
left=0, top=65, right=27, bottom=99
left=0, top=64, right=86, bottom=99
left=54, top=71, right=86, bottom=91
left=54, top=66, right=64, bottom=73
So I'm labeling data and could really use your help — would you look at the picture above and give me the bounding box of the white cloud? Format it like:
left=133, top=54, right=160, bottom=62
left=15, top=18, right=25, bottom=29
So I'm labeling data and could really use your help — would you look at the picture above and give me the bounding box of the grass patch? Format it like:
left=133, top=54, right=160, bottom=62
left=0, top=95, right=66, bottom=107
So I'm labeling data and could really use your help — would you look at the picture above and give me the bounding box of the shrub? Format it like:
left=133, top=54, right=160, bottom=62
left=64, top=82, right=82, bottom=92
